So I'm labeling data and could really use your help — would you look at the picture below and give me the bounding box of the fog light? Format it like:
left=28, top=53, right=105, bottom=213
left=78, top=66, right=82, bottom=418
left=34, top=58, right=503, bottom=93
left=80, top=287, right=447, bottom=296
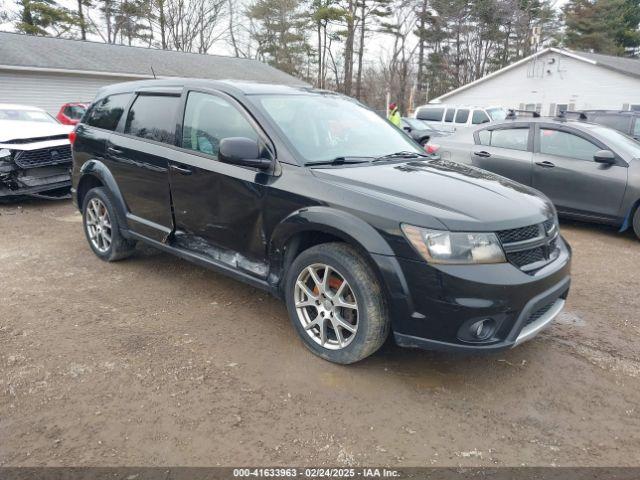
left=469, top=318, right=496, bottom=341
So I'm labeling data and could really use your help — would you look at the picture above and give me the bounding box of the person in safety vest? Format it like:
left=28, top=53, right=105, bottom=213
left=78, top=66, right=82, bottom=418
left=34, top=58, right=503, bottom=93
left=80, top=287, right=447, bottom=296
left=388, top=102, right=401, bottom=127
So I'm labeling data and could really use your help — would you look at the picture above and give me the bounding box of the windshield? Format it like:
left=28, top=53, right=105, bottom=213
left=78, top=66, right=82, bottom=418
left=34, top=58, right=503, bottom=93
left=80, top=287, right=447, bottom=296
left=257, top=94, right=422, bottom=163
left=486, top=107, right=507, bottom=122
left=583, top=124, right=640, bottom=159
left=66, top=105, right=87, bottom=120
left=0, top=108, right=58, bottom=123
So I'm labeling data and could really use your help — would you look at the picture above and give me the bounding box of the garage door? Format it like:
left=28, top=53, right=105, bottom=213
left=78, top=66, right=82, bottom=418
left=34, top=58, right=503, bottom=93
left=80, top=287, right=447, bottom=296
left=0, top=70, right=140, bottom=114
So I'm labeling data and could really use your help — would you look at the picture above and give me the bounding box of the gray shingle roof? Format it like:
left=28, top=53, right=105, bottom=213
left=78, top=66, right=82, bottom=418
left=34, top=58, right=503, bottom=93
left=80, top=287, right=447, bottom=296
left=0, top=32, right=307, bottom=85
left=573, top=50, right=640, bottom=79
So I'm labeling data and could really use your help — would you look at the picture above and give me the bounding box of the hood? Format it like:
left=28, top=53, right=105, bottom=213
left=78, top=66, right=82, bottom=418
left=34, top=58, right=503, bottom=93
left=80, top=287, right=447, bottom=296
left=0, top=120, right=73, bottom=143
left=312, top=159, right=555, bottom=231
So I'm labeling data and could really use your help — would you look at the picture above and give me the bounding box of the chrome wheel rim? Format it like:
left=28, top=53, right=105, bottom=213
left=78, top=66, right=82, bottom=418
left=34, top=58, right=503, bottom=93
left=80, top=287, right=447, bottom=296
left=294, top=263, right=359, bottom=350
left=85, top=198, right=112, bottom=253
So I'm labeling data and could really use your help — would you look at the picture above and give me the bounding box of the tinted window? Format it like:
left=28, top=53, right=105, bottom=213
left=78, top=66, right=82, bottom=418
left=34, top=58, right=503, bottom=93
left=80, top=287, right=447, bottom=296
left=472, top=110, right=490, bottom=125
left=592, top=115, right=632, bottom=134
left=444, top=108, right=455, bottom=122
left=539, top=129, right=599, bottom=161
left=125, top=95, right=179, bottom=144
left=634, top=120, right=640, bottom=138
left=182, top=92, right=258, bottom=157
left=86, top=94, right=132, bottom=130
left=491, top=128, right=529, bottom=151
left=455, top=109, right=469, bottom=124
left=417, top=107, right=444, bottom=122
left=64, top=105, right=86, bottom=120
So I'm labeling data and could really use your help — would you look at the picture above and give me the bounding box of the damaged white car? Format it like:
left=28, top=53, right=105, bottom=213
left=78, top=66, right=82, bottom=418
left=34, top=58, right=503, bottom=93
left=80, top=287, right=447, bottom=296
left=0, top=104, right=73, bottom=198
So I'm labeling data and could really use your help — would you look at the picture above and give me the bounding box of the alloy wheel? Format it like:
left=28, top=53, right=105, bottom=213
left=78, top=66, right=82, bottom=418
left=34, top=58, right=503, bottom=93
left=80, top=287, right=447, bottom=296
left=294, top=263, right=359, bottom=350
left=85, top=197, right=112, bottom=253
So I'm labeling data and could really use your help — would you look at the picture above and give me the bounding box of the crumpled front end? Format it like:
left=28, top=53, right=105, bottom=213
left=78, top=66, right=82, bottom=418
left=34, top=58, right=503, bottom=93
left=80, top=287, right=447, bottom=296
left=0, top=137, right=72, bottom=198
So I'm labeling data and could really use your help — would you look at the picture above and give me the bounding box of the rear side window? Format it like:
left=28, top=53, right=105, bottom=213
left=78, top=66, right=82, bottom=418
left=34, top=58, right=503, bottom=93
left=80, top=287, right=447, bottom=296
left=444, top=108, right=455, bottom=122
left=417, top=107, right=444, bottom=122
left=479, top=128, right=529, bottom=151
left=634, top=119, right=640, bottom=138
left=592, top=115, right=632, bottom=134
left=125, top=94, right=179, bottom=144
left=182, top=91, right=258, bottom=158
left=472, top=110, right=490, bottom=125
left=64, top=105, right=86, bottom=120
left=86, top=93, right=132, bottom=131
left=539, top=129, right=599, bottom=161
left=455, top=109, right=470, bottom=124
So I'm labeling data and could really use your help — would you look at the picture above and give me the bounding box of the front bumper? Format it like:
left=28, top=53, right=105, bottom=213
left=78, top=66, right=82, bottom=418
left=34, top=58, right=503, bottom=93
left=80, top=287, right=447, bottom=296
left=383, top=236, right=571, bottom=353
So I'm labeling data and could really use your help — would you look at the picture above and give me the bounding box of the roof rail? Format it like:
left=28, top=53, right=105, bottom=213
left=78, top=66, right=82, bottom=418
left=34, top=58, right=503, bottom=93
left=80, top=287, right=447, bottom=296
left=506, top=109, right=540, bottom=119
left=556, top=110, right=588, bottom=121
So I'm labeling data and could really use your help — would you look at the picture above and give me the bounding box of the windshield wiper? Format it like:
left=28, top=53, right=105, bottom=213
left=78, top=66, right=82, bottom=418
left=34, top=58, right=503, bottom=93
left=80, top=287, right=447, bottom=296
left=372, top=151, right=429, bottom=162
left=305, top=156, right=373, bottom=166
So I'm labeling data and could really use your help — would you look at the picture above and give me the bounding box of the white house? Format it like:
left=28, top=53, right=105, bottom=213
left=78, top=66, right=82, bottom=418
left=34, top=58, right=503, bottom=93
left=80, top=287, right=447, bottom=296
left=431, top=48, right=640, bottom=115
left=0, top=32, right=306, bottom=115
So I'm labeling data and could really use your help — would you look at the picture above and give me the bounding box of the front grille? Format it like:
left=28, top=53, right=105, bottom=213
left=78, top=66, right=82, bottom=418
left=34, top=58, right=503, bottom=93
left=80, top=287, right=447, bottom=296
left=13, top=145, right=72, bottom=168
left=508, top=247, right=545, bottom=268
left=497, top=224, right=540, bottom=244
left=498, top=219, right=560, bottom=273
left=524, top=301, right=556, bottom=328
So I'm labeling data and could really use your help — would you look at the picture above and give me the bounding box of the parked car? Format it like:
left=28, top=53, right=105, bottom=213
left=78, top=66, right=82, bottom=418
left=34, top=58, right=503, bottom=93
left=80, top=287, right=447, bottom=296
left=56, top=102, right=89, bottom=125
left=71, top=79, right=571, bottom=364
left=434, top=114, right=640, bottom=239
left=580, top=110, right=640, bottom=141
left=413, top=104, right=507, bottom=128
left=400, top=117, right=452, bottom=146
left=0, top=103, right=73, bottom=198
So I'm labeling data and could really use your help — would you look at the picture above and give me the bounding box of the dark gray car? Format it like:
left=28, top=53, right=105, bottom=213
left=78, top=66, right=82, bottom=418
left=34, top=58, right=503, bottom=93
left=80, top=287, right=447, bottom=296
left=435, top=116, right=640, bottom=239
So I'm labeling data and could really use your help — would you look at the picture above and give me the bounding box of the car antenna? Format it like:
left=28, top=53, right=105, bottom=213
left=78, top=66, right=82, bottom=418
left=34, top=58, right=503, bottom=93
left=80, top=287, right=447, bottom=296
left=150, top=66, right=157, bottom=79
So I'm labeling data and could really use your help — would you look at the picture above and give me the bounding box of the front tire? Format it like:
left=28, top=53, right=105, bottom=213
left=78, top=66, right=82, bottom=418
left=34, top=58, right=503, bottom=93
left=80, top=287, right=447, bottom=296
left=82, top=187, right=136, bottom=261
left=284, top=243, right=389, bottom=364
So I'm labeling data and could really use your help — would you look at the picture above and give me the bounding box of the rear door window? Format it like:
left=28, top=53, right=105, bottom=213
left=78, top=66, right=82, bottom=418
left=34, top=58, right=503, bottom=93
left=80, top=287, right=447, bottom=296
left=124, top=94, right=180, bottom=144
left=417, top=107, right=444, bottom=122
left=86, top=93, right=132, bottom=131
left=444, top=108, right=455, bottom=122
left=486, top=128, right=529, bottom=151
left=454, top=109, right=470, bottom=124
left=539, top=129, right=599, bottom=161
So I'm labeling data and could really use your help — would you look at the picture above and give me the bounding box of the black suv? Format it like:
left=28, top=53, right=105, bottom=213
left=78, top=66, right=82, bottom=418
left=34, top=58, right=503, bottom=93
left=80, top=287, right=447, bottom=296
left=71, top=79, right=571, bottom=364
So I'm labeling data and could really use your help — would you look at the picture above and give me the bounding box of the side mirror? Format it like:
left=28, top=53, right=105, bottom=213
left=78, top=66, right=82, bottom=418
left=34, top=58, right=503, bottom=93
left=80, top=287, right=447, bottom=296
left=219, top=137, right=272, bottom=170
left=594, top=149, right=616, bottom=165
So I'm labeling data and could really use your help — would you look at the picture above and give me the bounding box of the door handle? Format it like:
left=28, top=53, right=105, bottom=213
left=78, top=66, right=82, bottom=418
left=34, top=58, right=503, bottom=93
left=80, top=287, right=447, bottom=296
left=535, top=160, right=556, bottom=168
left=107, top=146, right=123, bottom=155
left=473, top=151, right=491, bottom=158
left=170, top=164, right=193, bottom=175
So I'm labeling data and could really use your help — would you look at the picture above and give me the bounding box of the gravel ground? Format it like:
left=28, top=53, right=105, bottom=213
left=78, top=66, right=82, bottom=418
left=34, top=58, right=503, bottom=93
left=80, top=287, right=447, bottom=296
left=1, top=199, right=639, bottom=467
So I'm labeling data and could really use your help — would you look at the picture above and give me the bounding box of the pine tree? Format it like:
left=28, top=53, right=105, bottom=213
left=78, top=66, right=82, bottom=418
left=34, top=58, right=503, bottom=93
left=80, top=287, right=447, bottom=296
left=247, top=0, right=311, bottom=76
left=15, top=0, right=80, bottom=37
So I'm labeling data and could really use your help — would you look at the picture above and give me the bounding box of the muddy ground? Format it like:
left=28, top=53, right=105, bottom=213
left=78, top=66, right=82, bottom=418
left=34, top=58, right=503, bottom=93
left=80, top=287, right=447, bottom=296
left=1, top=199, right=639, bottom=467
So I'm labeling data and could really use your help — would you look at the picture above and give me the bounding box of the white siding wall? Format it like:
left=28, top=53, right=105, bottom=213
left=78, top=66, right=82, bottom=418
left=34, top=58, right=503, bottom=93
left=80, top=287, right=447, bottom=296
left=0, top=69, right=140, bottom=114
left=437, top=52, right=640, bottom=114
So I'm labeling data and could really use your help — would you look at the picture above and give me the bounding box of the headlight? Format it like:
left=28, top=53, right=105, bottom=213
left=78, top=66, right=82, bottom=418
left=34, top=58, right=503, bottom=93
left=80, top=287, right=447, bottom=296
left=401, top=224, right=506, bottom=264
left=0, top=148, right=12, bottom=162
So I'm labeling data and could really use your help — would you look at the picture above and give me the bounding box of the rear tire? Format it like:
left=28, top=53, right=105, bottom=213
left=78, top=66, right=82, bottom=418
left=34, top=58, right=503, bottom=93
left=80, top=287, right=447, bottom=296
left=82, top=187, right=136, bottom=261
left=284, top=242, right=389, bottom=364
left=633, top=206, right=640, bottom=240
